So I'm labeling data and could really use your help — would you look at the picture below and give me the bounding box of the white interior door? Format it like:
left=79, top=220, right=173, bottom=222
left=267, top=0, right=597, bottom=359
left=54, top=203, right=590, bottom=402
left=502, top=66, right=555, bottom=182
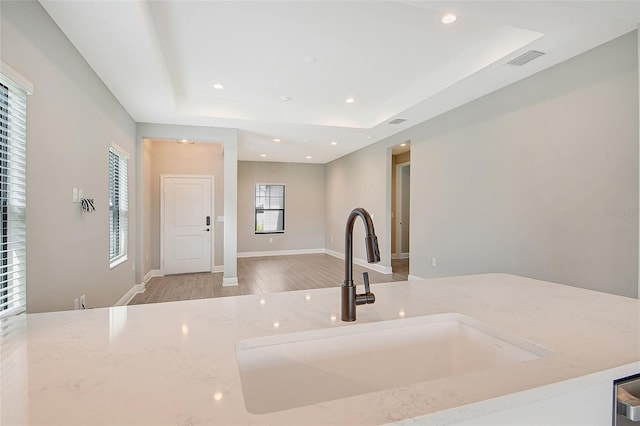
left=163, top=176, right=213, bottom=275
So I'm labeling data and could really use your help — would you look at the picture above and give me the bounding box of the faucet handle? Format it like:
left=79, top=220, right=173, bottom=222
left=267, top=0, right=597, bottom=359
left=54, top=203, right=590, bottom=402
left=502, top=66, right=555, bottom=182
left=356, top=272, right=375, bottom=306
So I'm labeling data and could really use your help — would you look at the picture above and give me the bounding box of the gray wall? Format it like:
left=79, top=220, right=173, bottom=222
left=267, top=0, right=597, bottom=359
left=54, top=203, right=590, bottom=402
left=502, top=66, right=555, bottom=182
left=1, top=0, right=137, bottom=312
left=238, top=161, right=325, bottom=253
left=327, top=31, right=639, bottom=297
left=325, top=142, right=393, bottom=271
left=147, top=139, right=224, bottom=270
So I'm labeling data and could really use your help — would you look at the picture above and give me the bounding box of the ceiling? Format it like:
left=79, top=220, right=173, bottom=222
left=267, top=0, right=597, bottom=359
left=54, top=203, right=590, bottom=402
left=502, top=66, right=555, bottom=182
left=40, top=1, right=640, bottom=164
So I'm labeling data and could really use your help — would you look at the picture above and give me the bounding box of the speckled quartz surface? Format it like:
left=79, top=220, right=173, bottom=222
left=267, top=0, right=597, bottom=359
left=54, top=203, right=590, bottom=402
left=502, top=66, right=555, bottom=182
left=2, top=273, right=640, bottom=425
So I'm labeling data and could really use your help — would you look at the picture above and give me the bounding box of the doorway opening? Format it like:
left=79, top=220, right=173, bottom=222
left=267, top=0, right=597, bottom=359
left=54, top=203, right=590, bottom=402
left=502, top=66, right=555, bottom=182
left=391, top=143, right=410, bottom=276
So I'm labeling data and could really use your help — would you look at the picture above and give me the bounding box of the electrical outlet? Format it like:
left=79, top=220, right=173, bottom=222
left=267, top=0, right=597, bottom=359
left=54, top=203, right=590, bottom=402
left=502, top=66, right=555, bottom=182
left=431, top=257, right=437, bottom=268
left=80, top=294, right=86, bottom=309
left=269, top=237, right=273, bottom=243
left=74, top=298, right=79, bottom=310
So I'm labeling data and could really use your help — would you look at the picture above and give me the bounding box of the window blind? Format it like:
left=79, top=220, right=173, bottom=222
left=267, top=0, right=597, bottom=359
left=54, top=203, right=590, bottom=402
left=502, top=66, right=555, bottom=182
left=109, top=145, right=128, bottom=265
left=0, top=72, right=27, bottom=318
left=255, top=184, right=285, bottom=233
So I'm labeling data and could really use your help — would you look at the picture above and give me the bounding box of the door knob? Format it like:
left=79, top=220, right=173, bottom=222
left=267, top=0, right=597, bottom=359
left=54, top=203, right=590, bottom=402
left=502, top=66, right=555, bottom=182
left=204, top=228, right=210, bottom=232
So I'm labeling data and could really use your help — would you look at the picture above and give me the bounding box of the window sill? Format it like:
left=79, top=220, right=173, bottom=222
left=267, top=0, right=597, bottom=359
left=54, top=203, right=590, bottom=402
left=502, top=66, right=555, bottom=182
left=110, top=255, right=128, bottom=269
left=255, top=231, right=285, bottom=235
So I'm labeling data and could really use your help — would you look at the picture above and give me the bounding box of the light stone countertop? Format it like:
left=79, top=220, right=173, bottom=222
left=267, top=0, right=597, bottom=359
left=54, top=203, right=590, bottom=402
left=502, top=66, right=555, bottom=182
left=2, top=273, right=640, bottom=425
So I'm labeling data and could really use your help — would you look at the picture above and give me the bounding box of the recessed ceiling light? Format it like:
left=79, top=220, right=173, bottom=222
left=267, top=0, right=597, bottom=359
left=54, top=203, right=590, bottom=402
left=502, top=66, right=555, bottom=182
left=306, top=156, right=312, bottom=159
left=273, top=138, right=281, bottom=142
left=330, top=141, right=338, bottom=146
left=345, top=97, right=356, bottom=104
left=260, top=154, right=267, bottom=157
left=400, top=143, right=407, bottom=147
left=304, top=57, right=317, bottom=64
left=441, top=14, right=457, bottom=24
left=213, top=83, right=224, bottom=90
left=367, top=136, right=374, bottom=140
left=280, top=96, right=292, bottom=102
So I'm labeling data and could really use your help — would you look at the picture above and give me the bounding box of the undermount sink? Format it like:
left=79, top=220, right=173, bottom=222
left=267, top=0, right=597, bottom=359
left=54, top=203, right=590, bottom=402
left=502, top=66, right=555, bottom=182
left=235, top=313, right=551, bottom=414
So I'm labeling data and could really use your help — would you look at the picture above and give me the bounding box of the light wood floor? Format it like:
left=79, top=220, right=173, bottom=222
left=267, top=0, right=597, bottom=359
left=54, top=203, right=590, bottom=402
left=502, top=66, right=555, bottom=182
left=129, top=254, right=409, bottom=305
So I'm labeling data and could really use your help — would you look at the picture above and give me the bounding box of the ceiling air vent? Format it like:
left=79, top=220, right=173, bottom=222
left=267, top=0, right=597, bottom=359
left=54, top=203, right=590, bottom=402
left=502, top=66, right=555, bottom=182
left=388, top=118, right=407, bottom=125
left=507, top=50, right=546, bottom=66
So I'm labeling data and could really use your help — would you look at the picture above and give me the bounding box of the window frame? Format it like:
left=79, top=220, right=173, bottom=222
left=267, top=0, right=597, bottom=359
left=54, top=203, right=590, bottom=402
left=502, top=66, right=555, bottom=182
left=109, top=143, right=129, bottom=268
left=254, top=183, right=285, bottom=234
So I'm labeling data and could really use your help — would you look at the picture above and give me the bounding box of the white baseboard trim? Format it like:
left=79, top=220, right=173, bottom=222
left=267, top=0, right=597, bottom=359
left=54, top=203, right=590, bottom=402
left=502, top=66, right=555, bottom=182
left=392, top=252, right=411, bottom=260
left=114, top=283, right=145, bottom=306
left=143, top=269, right=162, bottom=283
left=115, top=269, right=163, bottom=307
left=222, top=277, right=239, bottom=286
left=213, top=265, right=224, bottom=273
left=325, top=249, right=393, bottom=274
left=237, top=248, right=325, bottom=258
left=408, top=274, right=425, bottom=281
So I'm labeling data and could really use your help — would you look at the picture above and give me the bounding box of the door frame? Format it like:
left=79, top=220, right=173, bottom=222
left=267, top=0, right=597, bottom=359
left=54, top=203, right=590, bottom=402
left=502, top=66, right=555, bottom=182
left=395, top=161, right=410, bottom=259
left=160, top=174, right=215, bottom=276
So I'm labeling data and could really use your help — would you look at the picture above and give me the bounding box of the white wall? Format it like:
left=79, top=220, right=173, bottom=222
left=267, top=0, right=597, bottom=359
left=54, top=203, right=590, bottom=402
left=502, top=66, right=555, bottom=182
left=326, top=31, right=639, bottom=297
left=238, top=161, right=325, bottom=254
left=1, top=0, right=137, bottom=312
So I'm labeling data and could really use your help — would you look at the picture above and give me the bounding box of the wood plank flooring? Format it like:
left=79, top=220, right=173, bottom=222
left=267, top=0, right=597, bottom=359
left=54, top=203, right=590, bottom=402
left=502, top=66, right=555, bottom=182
left=129, top=254, right=409, bottom=306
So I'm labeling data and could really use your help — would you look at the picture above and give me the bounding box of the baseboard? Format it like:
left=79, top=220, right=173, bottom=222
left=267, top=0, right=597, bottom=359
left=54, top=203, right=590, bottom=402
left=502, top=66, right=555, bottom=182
left=114, top=283, right=145, bottom=306
left=392, top=252, right=411, bottom=260
left=408, top=274, right=424, bottom=281
left=222, top=277, right=238, bottom=286
left=237, top=248, right=325, bottom=258
left=143, top=269, right=162, bottom=283
left=325, top=249, right=393, bottom=274
left=213, top=265, right=224, bottom=273
left=114, top=269, right=162, bottom=306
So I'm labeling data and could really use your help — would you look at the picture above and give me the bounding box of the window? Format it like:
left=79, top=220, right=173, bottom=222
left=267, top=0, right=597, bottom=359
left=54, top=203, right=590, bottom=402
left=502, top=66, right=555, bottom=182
left=109, top=144, right=128, bottom=267
left=0, top=70, right=28, bottom=318
left=255, top=184, right=285, bottom=234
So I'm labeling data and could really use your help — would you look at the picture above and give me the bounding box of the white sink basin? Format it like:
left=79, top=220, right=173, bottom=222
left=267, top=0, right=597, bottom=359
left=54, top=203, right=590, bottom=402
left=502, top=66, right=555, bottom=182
left=235, top=313, right=551, bottom=414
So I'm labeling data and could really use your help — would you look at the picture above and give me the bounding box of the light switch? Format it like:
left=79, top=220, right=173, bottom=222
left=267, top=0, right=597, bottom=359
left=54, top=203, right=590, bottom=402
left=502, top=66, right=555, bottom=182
left=217, top=216, right=224, bottom=223
left=72, top=188, right=78, bottom=202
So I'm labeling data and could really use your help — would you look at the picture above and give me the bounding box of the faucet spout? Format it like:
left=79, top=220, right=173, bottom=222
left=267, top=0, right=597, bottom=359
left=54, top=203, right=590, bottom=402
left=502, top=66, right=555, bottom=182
left=342, top=207, right=380, bottom=322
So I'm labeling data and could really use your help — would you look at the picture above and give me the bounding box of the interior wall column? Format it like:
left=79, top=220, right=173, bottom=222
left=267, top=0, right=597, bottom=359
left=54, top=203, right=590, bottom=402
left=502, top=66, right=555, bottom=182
left=223, top=135, right=239, bottom=286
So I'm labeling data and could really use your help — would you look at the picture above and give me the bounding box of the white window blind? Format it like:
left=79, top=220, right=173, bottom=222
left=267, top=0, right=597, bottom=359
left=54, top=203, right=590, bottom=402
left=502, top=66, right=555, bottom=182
left=109, top=145, right=128, bottom=267
left=0, top=72, right=27, bottom=318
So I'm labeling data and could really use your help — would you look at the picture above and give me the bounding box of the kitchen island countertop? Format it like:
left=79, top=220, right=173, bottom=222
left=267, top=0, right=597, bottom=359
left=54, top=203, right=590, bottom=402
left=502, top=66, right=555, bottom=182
left=2, top=273, right=640, bottom=425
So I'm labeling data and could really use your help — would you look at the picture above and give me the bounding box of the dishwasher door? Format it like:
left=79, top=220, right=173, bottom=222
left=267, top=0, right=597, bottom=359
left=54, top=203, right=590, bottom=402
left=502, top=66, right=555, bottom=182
left=615, top=374, right=640, bottom=425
